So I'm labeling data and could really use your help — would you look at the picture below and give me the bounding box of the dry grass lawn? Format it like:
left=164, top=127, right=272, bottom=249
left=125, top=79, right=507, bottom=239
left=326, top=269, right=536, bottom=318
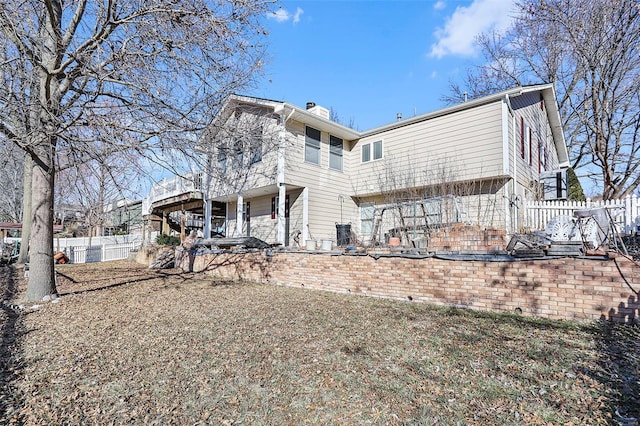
left=1, top=260, right=638, bottom=425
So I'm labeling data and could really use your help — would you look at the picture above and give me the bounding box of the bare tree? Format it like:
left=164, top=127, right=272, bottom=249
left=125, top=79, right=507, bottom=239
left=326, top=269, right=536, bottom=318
left=205, top=104, right=283, bottom=197
left=353, top=154, right=505, bottom=247
left=0, top=138, right=23, bottom=222
left=17, top=154, right=32, bottom=264
left=0, top=1, right=274, bottom=301
left=443, top=0, right=640, bottom=199
left=329, top=107, right=358, bottom=131
left=56, top=151, right=146, bottom=238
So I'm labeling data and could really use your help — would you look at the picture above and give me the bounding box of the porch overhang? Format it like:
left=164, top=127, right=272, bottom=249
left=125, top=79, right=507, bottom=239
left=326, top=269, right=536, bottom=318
left=208, top=183, right=305, bottom=203
left=150, top=191, right=204, bottom=214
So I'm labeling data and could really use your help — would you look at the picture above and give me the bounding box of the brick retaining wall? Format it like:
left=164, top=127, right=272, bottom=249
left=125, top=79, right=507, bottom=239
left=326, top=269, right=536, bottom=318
left=177, top=250, right=639, bottom=323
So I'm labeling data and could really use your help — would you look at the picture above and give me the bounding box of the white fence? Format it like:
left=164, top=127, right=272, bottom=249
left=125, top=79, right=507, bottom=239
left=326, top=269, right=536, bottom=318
left=52, top=234, right=142, bottom=251
left=66, top=242, right=137, bottom=264
left=526, top=195, right=640, bottom=235
left=2, top=234, right=141, bottom=264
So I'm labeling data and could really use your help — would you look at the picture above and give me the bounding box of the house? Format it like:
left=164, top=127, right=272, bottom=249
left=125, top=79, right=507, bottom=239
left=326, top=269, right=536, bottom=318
left=147, top=83, right=569, bottom=247
left=102, top=199, right=143, bottom=236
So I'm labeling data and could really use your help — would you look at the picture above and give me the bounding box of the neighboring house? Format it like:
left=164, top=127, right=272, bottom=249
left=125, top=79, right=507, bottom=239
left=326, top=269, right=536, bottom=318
left=103, top=199, right=143, bottom=236
left=54, top=203, right=87, bottom=235
left=147, top=83, right=569, bottom=247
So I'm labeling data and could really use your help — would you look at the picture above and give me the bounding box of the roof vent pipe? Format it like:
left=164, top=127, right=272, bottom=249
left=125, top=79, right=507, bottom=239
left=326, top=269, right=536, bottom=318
left=396, top=112, right=402, bottom=121
left=306, top=102, right=316, bottom=110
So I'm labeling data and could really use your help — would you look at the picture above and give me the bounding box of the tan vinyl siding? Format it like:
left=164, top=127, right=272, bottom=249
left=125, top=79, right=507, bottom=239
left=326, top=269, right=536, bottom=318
left=511, top=92, right=560, bottom=200
left=207, top=112, right=280, bottom=200
left=284, top=188, right=304, bottom=246
left=284, top=119, right=358, bottom=243
left=246, top=195, right=278, bottom=243
left=350, top=102, right=506, bottom=197
left=224, top=195, right=278, bottom=242
left=203, top=88, right=566, bottom=242
left=226, top=202, right=237, bottom=237
left=348, top=101, right=513, bottom=237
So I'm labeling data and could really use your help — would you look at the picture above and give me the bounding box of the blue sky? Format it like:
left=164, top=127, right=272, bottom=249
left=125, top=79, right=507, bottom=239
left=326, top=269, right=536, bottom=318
left=253, top=0, right=516, bottom=131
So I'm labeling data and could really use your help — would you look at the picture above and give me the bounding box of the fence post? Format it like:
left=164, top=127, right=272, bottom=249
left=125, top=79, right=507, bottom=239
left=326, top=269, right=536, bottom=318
left=626, top=194, right=634, bottom=234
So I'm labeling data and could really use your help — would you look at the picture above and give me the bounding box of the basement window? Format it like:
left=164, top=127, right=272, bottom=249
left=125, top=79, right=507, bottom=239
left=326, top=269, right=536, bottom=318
left=360, top=203, right=375, bottom=236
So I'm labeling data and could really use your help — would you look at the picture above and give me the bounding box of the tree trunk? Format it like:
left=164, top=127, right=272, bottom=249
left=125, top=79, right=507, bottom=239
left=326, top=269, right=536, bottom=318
left=24, top=1, right=61, bottom=301
left=25, top=152, right=57, bottom=301
left=18, top=154, right=33, bottom=264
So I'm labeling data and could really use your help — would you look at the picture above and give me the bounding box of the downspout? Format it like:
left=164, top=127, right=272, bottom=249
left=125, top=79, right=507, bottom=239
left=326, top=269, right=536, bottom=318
left=276, top=106, right=295, bottom=245
left=504, top=94, right=518, bottom=234
left=203, top=156, right=213, bottom=239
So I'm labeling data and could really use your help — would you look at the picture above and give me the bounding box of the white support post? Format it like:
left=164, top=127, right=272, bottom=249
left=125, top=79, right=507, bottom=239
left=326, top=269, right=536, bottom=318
left=276, top=116, right=287, bottom=245
left=225, top=203, right=229, bottom=237
left=277, top=185, right=286, bottom=244
left=302, top=187, right=309, bottom=243
left=236, top=194, right=244, bottom=237
left=203, top=199, right=212, bottom=239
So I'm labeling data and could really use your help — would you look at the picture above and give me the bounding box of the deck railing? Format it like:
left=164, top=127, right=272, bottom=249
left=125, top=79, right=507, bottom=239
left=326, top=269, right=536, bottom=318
left=142, top=171, right=204, bottom=215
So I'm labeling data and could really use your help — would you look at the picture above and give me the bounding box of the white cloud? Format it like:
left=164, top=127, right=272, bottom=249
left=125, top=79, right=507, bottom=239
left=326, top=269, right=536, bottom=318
left=267, top=7, right=304, bottom=24
left=434, top=1, right=446, bottom=11
left=429, top=0, right=514, bottom=58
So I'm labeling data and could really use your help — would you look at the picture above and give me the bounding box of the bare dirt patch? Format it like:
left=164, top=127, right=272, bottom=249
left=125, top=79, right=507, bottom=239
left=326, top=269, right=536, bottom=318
left=1, top=261, right=638, bottom=424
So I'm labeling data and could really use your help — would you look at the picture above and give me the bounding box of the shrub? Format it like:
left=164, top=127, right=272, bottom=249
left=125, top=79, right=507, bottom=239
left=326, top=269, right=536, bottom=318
left=156, top=233, right=181, bottom=246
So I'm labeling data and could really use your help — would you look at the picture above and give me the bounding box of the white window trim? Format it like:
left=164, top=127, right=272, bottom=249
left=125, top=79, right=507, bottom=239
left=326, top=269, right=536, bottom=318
left=525, top=126, right=531, bottom=166
left=361, top=139, right=384, bottom=163
left=304, top=126, right=321, bottom=165
left=360, top=202, right=376, bottom=239
left=329, top=135, right=343, bottom=171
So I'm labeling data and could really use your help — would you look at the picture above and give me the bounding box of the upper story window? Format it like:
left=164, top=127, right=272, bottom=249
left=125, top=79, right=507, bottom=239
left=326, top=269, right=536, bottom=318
left=520, top=117, right=525, bottom=159
left=217, top=146, right=227, bottom=172
left=305, top=126, right=321, bottom=165
left=528, top=127, right=533, bottom=166
left=249, top=127, right=263, bottom=165
left=233, top=138, right=244, bottom=166
left=215, top=125, right=263, bottom=171
left=361, top=140, right=383, bottom=163
left=329, top=135, right=343, bottom=171
left=249, top=140, right=262, bottom=165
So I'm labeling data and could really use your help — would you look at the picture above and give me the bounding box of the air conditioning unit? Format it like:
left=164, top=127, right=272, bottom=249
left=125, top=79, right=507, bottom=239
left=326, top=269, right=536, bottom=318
left=540, top=169, right=568, bottom=200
